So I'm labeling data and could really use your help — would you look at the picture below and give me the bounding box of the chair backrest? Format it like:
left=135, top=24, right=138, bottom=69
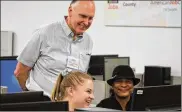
left=92, top=80, right=107, bottom=105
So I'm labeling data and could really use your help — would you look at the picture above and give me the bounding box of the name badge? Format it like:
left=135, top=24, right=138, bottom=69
left=67, top=56, right=79, bottom=70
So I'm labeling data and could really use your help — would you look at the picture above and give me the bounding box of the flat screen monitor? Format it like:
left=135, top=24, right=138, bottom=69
left=0, top=91, right=50, bottom=104
left=0, top=101, right=69, bottom=111
left=104, top=57, right=130, bottom=81
left=144, top=66, right=171, bottom=86
left=0, top=56, right=22, bottom=92
left=130, top=85, right=181, bottom=111
left=88, top=54, right=118, bottom=75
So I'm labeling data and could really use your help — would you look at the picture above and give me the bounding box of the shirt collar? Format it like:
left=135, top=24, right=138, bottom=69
left=61, top=16, right=73, bottom=37
left=61, top=16, right=83, bottom=42
left=113, top=95, right=132, bottom=111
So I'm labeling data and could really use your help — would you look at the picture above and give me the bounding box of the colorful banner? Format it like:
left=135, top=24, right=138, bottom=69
left=104, top=1, right=181, bottom=27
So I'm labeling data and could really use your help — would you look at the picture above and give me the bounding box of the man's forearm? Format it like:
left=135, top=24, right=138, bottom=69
left=16, top=73, right=29, bottom=91
left=14, top=62, right=32, bottom=91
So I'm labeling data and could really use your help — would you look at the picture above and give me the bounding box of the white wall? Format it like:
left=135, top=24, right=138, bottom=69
left=1, top=1, right=181, bottom=76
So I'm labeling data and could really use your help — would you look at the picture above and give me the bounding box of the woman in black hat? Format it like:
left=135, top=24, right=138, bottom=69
left=96, top=65, right=140, bottom=111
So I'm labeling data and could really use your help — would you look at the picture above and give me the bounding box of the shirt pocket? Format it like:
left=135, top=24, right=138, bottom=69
left=79, top=52, right=91, bottom=72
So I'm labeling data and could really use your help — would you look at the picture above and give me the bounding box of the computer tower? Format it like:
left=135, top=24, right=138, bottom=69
left=144, top=66, right=171, bottom=86
left=162, top=67, right=171, bottom=85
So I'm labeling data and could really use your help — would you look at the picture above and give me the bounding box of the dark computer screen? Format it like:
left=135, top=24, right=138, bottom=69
left=130, top=85, right=181, bottom=111
left=0, top=56, right=22, bottom=92
left=88, top=54, right=118, bottom=75
left=0, top=101, right=69, bottom=111
left=0, top=91, right=50, bottom=104
left=144, top=66, right=171, bottom=86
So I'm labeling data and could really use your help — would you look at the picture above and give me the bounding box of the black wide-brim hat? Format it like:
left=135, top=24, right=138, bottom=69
left=107, top=65, right=140, bottom=86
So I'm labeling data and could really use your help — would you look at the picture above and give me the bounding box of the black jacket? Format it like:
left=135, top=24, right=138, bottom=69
left=96, top=96, right=132, bottom=111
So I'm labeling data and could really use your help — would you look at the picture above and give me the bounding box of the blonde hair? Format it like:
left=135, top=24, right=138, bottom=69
left=51, top=71, right=93, bottom=101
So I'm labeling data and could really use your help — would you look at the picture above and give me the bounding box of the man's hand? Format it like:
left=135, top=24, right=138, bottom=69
left=14, top=62, right=32, bottom=91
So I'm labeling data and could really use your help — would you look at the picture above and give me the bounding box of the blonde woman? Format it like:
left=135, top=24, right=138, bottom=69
left=51, top=71, right=94, bottom=111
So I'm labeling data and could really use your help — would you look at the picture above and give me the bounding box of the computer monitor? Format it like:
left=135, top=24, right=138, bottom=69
left=0, top=91, right=50, bottom=104
left=130, top=85, right=181, bottom=111
left=0, top=101, right=69, bottom=111
left=104, top=57, right=130, bottom=81
left=144, top=66, right=171, bottom=86
left=88, top=54, right=118, bottom=75
left=0, top=56, right=22, bottom=92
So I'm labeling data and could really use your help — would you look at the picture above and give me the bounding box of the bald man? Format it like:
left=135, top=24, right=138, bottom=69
left=14, top=0, right=95, bottom=97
